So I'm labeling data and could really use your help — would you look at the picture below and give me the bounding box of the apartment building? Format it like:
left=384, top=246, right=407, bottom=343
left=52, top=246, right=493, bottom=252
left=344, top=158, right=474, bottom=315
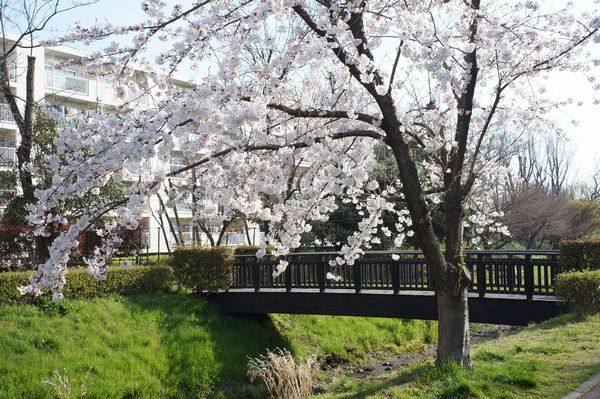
left=1, top=36, right=261, bottom=253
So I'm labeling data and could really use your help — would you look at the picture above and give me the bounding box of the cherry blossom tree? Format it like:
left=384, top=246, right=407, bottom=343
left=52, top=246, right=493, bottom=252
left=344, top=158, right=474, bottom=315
left=22, top=0, right=600, bottom=366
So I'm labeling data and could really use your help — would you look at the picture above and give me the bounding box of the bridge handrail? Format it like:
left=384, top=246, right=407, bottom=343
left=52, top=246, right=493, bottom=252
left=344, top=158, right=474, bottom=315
left=230, top=250, right=559, bottom=299
left=233, top=249, right=559, bottom=258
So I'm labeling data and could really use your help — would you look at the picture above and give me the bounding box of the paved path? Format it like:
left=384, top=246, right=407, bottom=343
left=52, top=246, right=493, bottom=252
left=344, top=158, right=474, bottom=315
left=579, top=382, right=600, bottom=399
left=563, top=371, right=600, bottom=399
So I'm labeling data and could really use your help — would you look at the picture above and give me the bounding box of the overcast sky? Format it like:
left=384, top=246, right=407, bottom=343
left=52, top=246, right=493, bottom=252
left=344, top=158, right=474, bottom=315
left=37, top=0, right=600, bottom=184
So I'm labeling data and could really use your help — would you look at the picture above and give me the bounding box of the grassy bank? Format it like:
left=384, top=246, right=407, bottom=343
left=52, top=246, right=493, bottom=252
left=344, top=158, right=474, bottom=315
left=0, top=293, right=436, bottom=398
left=319, top=313, right=600, bottom=399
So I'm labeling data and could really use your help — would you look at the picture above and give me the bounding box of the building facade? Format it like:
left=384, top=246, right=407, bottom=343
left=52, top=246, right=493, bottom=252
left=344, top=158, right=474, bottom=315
left=1, top=37, right=262, bottom=253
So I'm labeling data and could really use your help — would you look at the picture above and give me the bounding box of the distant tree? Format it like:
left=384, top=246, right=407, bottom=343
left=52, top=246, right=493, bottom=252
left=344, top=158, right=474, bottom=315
left=566, top=200, right=600, bottom=239
left=499, top=184, right=572, bottom=249
left=586, top=161, right=600, bottom=201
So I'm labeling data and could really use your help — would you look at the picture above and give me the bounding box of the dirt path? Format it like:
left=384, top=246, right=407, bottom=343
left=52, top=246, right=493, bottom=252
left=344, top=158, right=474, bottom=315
left=335, top=324, right=522, bottom=380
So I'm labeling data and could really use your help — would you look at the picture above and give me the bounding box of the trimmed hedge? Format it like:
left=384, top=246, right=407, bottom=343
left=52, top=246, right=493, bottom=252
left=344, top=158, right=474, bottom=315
left=555, top=269, right=600, bottom=314
left=172, top=246, right=233, bottom=293
left=559, top=239, right=600, bottom=272
left=0, top=266, right=173, bottom=305
left=234, top=245, right=260, bottom=255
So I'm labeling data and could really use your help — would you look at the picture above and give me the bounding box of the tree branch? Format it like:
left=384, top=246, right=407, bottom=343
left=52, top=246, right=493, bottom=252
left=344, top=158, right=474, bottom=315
left=166, top=129, right=385, bottom=177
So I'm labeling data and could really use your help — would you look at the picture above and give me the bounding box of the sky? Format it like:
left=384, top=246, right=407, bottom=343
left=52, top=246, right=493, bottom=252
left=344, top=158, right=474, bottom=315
left=33, top=0, right=600, bottom=184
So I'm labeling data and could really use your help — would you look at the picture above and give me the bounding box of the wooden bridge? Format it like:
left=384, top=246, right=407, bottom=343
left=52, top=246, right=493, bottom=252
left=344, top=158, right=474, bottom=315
left=208, top=250, right=565, bottom=326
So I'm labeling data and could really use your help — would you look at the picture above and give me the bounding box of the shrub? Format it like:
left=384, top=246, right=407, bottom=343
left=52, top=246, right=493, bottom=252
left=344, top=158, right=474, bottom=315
left=247, top=348, right=317, bottom=399
left=559, top=239, right=600, bottom=272
left=0, top=271, right=31, bottom=305
left=62, top=266, right=173, bottom=299
left=234, top=245, right=260, bottom=255
left=555, top=269, right=600, bottom=314
left=234, top=245, right=275, bottom=255
left=0, top=266, right=173, bottom=306
left=172, top=246, right=233, bottom=293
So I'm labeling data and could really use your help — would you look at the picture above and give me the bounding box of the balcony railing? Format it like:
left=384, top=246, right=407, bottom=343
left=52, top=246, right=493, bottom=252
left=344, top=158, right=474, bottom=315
left=0, top=146, right=16, bottom=166
left=0, top=103, right=15, bottom=123
left=0, top=137, right=16, bottom=147
left=45, top=67, right=89, bottom=96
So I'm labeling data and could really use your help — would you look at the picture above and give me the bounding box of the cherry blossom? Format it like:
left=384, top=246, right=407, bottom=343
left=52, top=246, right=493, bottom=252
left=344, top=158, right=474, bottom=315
left=23, top=0, right=599, bottom=365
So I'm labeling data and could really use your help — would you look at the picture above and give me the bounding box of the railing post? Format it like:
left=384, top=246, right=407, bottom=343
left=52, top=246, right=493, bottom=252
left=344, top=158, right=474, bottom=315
left=317, top=258, right=326, bottom=293
left=550, top=253, right=558, bottom=288
left=157, top=227, right=160, bottom=264
left=353, top=262, right=362, bottom=293
left=524, top=253, right=533, bottom=300
left=392, top=258, right=400, bottom=295
left=285, top=262, right=292, bottom=292
left=477, top=253, right=486, bottom=298
left=253, top=258, right=260, bottom=292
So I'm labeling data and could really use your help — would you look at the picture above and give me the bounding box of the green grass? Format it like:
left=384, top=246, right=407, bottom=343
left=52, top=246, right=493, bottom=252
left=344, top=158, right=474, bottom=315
left=317, top=313, right=600, bottom=399
left=272, top=315, right=436, bottom=362
left=0, top=293, right=436, bottom=398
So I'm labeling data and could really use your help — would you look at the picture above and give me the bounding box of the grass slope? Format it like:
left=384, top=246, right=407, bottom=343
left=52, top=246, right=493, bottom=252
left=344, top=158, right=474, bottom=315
left=0, top=293, right=436, bottom=398
left=319, top=313, right=600, bottom=399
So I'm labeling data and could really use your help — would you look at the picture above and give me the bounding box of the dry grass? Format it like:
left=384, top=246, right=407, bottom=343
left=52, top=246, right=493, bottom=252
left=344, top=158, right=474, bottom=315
left=44, top=368, right=89, bottom=399
left=247, top=348, right=317, bottom=399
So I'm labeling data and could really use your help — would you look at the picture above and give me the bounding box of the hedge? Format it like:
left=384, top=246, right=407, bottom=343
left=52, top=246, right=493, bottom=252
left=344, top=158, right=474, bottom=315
left=559, top=239, right=600, bottom=272
left=172, top=246, right=234, bottom=293
left=555, top=269, right=600, bottom=314
left=0, top=266, right=173, bottom=305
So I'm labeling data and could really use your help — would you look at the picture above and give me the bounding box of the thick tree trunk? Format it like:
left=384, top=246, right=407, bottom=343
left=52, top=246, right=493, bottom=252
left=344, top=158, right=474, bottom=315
left=382, top=97, right=473, bottom=367
left=436, top=288, right=472, bottom=367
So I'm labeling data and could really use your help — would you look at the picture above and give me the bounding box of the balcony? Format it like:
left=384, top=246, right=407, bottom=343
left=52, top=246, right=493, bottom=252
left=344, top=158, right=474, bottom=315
left=0, top=103, right=15, bottom=123
left=45, top=66, right=89, bottom=96
left=0, top=146, right=16, bottom=167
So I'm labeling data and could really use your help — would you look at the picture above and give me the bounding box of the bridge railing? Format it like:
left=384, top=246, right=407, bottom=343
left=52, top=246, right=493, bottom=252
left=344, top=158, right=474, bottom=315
left=230, top=250, right=559, bottom=299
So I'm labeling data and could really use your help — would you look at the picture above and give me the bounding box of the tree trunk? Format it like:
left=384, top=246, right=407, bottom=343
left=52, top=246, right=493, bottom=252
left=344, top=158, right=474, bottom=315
left=167, top=180, right=185, bottom=245
left=198, top=222, right=216, bottom=246
left=244, top=219, right=253, bottom=245
left=156, top=193, right=183, bottom=247
left=16, top=56, right=50, bottom=261
left=436, top=288, right=472, bottom=367
left=383, top=103, right=472, bottom=367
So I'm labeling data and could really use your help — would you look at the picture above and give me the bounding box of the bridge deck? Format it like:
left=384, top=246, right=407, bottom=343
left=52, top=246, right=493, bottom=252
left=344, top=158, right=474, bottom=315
left=221, top=287, right=557, bottom=300
left=209, top=289, right=563, bottom=326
